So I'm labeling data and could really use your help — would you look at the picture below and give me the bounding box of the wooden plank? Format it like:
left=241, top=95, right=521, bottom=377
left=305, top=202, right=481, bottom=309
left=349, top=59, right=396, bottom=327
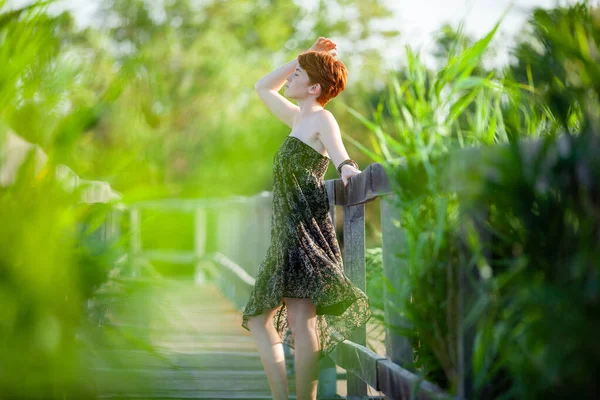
left=194, top=208, right=207, bottom=283
left=327, top=339, right=450, bottom=399
left=318, top=355, right=337, bottom=397
left=329, top=341, right=385, bottom=388
left=320, top=179, right=339, bottom=396
left=343, top=199, right=368, bottom=398
left=97, top=393, right=295, bottom=399
left=331, top=162, right=393, bottom=207
left=128, top=191, right=272, bottom=211
left=93, top=340, right=259, bottom=353
left=87, top=281, right=302, bottom=398
left=212, top=253, right=256, bottom=286
left=88, top=349, right=263, bottom=370
left=380, top=193, right=413, bottom=366
left=121, top=334, right=256, bottom=344
left=101, top=326, right=256, bottom=338
left=91, top=369, right=293, bottom=392
left=106, top=311, right=245, bottom=325
left=377, top=359, right=449, bottom=400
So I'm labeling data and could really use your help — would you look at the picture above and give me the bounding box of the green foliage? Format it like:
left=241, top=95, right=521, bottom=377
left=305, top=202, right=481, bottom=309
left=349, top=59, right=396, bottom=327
left=79, top=0, right=399, bottom=198
left=0, top=2, right=134, bottom=397
left=347, top=22, right=511, bottom=172
left=468, top=4, right=600, bottom=398
left=346, top=19, right=521, bottom=390
left=4, top=0, right=600, bottom=397
left=349, top=2, right=600, bottom=398
left=366, top=246, right=384, bottom=315
left=0, top=143, right=100, bottom=398
left=2, top=0, right=399, bottom=200
left=467, top=131, right=600, bottom=399
left=510, top=3, right=600, bottom=131
left=0, top=0, right=401, bottom=396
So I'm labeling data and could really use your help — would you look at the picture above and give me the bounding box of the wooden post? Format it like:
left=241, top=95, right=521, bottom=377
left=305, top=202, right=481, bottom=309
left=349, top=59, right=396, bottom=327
left=380, top=193, right=413, bottom=366
left=194, top=207, right=207, bottom=284
left=247, top=197, right=260, bottom=273
left=129, top=207, right=141, bottom=277
left=108, top=208, right=122, bottom=246
left=343, top=200, right=368, bottom=399
left=216, top=204, right=231, bottom=257
left=318, top=355, right=337, bottom=397
left=319, top=180, right=339, bottom=397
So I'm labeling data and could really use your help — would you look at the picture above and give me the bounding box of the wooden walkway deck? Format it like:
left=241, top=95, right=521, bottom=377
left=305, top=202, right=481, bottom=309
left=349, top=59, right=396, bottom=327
left=84, top=279, right=350, bottom=399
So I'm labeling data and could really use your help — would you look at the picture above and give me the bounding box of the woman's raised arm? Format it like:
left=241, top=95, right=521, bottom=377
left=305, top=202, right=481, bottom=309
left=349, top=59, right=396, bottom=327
left=254, top=58, right=301, bottom=128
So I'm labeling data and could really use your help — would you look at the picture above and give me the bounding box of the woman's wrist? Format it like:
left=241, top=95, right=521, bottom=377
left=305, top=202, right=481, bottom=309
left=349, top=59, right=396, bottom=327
left=337, top=159, right=359, bottom=176
left=341, top=164, right=355, bottom=175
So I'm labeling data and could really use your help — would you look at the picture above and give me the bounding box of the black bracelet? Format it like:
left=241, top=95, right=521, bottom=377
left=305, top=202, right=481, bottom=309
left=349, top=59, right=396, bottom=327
left=337, top=159, right=358, bottom=176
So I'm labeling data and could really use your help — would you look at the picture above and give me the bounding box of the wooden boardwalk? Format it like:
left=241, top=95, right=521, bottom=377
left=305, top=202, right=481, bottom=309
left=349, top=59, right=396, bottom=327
left=85, top=278, right=349, bottom=399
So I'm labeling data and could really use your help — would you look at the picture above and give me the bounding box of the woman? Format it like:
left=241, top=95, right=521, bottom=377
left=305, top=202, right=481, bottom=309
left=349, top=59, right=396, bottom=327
left=241, top=37, right=372, bottom=400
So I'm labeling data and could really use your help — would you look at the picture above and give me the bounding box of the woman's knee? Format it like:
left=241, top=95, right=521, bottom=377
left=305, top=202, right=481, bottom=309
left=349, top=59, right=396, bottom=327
left=284, top=298, right=317, bottom=337
left=247, top=303, right=281, bottom=330
left=247, top=314, right=269, bottom=330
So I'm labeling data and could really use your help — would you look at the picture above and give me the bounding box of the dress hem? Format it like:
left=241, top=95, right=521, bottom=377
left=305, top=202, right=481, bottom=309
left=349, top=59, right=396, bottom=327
left=241, top=309, right=373, bottom=361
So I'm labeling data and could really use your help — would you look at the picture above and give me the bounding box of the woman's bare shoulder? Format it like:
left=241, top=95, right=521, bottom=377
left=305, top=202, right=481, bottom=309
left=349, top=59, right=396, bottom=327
left=311, top=109, right=337, bottom=125
left=312, top=109, right=341, bottom=142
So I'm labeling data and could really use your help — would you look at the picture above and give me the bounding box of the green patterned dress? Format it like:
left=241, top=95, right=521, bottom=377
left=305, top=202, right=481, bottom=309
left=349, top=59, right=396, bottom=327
left=241, top=135, right=371, bottom=360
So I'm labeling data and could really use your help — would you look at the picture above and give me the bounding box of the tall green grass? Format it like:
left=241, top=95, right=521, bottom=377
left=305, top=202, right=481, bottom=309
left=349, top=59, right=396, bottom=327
left=351, top=2, right=600, bottom=397
left=350, top=20, right=525, bottom=390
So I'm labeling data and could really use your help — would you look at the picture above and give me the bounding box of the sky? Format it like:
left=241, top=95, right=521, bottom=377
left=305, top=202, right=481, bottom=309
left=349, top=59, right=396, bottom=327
left=384, top=0, right=584, bottom=66
left=4, top=0, right=590, bottom=68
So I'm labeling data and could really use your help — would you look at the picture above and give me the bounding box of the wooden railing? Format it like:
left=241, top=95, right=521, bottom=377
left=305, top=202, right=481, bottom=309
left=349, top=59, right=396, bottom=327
left=320, top=163, right=449, bottom=399
left=85, top=133, right=586, bottom=399
left=320, top=135, right=572, bottom=399
left=125, top=193, right=272, bottom=308
left=120, top=161, right=455, bottom=399
left=16, top=128, right=566, bottom=399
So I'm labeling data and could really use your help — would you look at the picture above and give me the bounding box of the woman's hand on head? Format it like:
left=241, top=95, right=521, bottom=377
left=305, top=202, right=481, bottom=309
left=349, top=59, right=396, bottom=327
left=310, top=37, right=337, bottom=55
left=340, top=164, right=361, bottom=188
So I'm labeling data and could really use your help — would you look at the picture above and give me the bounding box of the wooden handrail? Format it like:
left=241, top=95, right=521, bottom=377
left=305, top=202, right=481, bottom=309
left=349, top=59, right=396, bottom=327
left=328, top=341, right=448, bottom=399
left=323, top=136, right=567, bottom=398
left=324, top=163, right=455, bottom=400
left=93, top=134, right=581, bottom=399
left=120, top=161, right=454, bottom=399
left=329, top=162, right=394, bottom=206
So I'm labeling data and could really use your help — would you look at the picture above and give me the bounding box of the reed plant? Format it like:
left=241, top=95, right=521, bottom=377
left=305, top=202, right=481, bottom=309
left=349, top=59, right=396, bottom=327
left=351, top=3, right=600, bottom=397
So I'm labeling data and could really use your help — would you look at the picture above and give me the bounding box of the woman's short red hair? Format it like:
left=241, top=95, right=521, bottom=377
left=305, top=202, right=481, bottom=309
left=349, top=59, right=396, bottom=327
left=298, top=50, right=348, bottom=107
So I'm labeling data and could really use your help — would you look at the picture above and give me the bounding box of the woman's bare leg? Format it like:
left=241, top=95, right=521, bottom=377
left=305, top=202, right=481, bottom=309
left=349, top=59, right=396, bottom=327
left=284, top=297, right=320, bottom=400
left=247, top=306, right=289, bottom=400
